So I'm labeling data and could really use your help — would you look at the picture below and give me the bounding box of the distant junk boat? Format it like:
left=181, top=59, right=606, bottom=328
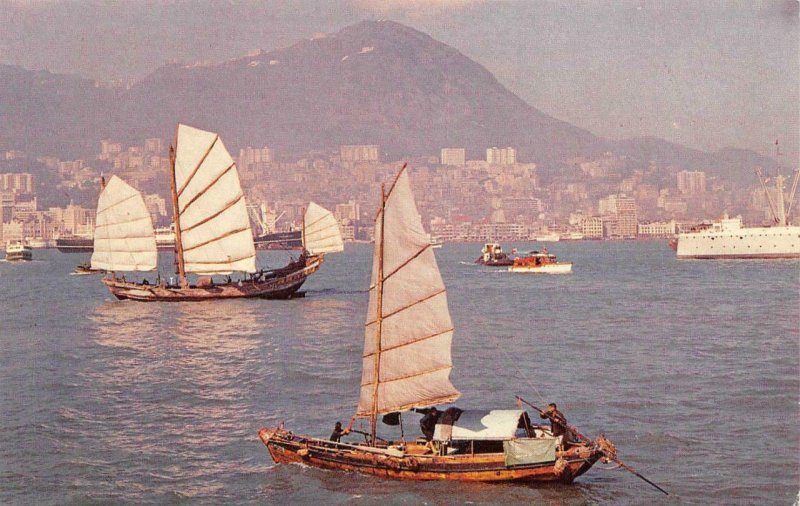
left=91, top=123, right=343, bottom=301
left=258, top=165, right=664, bottom=493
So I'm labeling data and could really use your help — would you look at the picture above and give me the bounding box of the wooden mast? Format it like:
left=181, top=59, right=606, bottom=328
left=301, top=206, right=306, bottom=254
left=369, top=183, right=386, bottom=446
left=168, top=140, right=187, bottom=287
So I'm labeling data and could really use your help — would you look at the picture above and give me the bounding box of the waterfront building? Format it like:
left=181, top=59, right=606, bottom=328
left=600, top=194, right=638, bottom=238
left=581, top=216, right=604, bottom=239
left=638, top=220, right=677, bottom=237
left=440, top=148, right=466, bottom=166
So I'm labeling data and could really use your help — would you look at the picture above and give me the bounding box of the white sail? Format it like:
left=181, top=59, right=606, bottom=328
left=174, top=124, right=256, bottom=274
left=303, top=202, right=344, bottom=255
left=91, top=175, right=157, bottom=271
left=356, top=168, right=460, bottom=417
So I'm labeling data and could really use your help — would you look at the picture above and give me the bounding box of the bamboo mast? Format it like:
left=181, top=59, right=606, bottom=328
left=369, top=183, right=386, bottom=446
left=168, top=141, right=187, bottom=287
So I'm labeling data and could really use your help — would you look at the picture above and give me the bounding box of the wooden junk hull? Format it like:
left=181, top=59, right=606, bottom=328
left=258, top=427, right=601, bottom=483
left=102, top=255, right=323, bottom=301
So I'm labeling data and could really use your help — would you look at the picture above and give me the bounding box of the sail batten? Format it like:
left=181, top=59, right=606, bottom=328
left=303, top=202, right=344, bottom=255
left=363, top=327, right=453, bottom=356
left=181, top=195, right=245, bottom=233
left=365, top=289, right=447, bottom=326
left=382, top=244, right=430, bottom=281
left=177, top=135, right=218, bottom=197
left=174, top=124, right=256, bottom=275
left=91, top=175, right=157, bottom=272
left=182, top=227, right=251, bottom=252
left=357, top=168, right=460, bottom=418
left=96, top=193, right=139, bottom=214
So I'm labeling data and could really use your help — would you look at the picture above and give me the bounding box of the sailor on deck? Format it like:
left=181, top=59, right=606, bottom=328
left=330, top=421, right=349, bottom=443
left=540, top=402, right=569, bottom=446
left=415, top=407, right=440, bottom=452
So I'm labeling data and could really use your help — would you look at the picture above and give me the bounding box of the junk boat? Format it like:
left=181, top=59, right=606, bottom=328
left=92, top=124, right=343, bottom=301
left=475, top=242, right=515, bottom=266
left=508, top=249, right=572, bottom=274
left=258, top=165, right=626, bottom=485
left=5, top=242, right=32, bottom=261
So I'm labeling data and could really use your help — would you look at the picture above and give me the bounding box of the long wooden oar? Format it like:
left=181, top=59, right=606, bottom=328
left=516, top=396, right=669, bottom=496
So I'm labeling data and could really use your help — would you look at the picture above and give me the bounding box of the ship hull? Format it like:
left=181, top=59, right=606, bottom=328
left=676, top=224, right=800, bottom=259
left=508, top=262, right=572, bottom=273
left=259, top=427, right=600, bottom=483
left=101, top=254, right=323, bottom=301
left=5, top=250, right=33, bottom=261
left=55, top=237, right=94, bottom=253
left=254, top=230, right=303, bottom=250
left=475, top=258, right=514, bottom=266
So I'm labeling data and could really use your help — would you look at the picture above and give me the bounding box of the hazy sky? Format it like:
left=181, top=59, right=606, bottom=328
left=1, top=0, right=798, bottom=160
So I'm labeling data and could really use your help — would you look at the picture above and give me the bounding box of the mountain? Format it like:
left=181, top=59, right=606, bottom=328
left=113, top=20, right=602, bottom=162
left=0, top=20, right=778, bottom=178
left=0, top=65, right=117, bottom=159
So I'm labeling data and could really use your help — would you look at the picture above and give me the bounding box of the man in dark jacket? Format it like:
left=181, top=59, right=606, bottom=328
left=540, top=403, right=570, bottom=446
left=414, top=407, right=440, bottom=452
left=330, top=421, right=349, bottom=443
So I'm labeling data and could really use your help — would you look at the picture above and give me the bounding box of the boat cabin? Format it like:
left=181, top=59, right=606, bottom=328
left=430, top=409, right=562, bottom=464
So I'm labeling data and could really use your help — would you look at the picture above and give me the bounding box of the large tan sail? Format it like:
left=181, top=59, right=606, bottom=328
left=356, top=168, right=460, bottom=417
left=174, top=124, right=256, bottom=274
left=303, top=202, right=344, bottom=255
left=91, top=175, right=157, bottom=271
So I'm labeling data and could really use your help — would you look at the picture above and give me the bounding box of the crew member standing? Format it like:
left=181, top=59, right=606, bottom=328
left=540, top=402, right=570, bottom=446
left=416, top=407, right=440, bottom=452
left=330, top=421, right=349, bottom=442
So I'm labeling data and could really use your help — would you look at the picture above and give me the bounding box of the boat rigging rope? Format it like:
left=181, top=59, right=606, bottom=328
left=497, top=337, right=549, bottom=406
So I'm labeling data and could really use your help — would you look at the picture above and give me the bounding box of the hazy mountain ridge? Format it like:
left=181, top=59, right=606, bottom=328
left=0, top=20, right=778, bottom=180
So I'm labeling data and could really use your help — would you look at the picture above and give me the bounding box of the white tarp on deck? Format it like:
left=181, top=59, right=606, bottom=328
left=433, top=409, right=524, bottom=441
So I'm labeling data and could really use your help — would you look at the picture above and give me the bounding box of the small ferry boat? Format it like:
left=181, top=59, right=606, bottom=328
left=475, top=243, right=515, bottom=266
left=5, top=242, right=33, bottom=261
left=508, top=250, right=572, bottom=273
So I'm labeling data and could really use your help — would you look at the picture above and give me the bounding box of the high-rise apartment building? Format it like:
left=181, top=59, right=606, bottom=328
left=486, top=147, right=517, bottom=165
left=340, top=145, right=380, bottom=163
left=677, top=170, right=706, bottom=195
left=239, top=146, right=274, bottom=167
left=0, top=173, right=33, bottom=194
left=440, top=148, right=466, bottom=166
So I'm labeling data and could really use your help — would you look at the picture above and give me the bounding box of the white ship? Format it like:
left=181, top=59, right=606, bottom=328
left=675, top=171, right=800, bottom=260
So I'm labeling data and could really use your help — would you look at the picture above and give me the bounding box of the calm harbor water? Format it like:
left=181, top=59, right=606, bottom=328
left=0, top=241, right=797, bottom=505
